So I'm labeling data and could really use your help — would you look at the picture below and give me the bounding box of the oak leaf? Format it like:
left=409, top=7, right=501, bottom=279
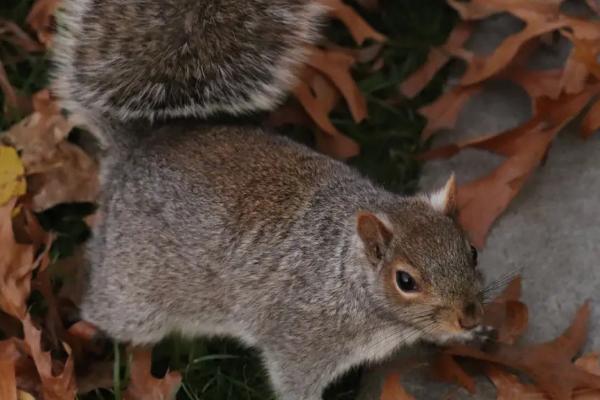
left=0, top=340, right=21, bottom=400
left=419, top=84, right=482, bottom=140
left=322, top=0, right=386, bottom=45
left=401, top=23, right=473, bottom=98
left=448, top=301, right=600, bottom=400
left=380, top=371, right=415, bottom=400
left=1, top=108, right=99, bottom=211
left=124, top=348, right=181, bottom=400
left=22, top=314, right=77, bottom=400
left=0, top=199, right=35, bottom=319
left=26, top=0, right=60, bottom=46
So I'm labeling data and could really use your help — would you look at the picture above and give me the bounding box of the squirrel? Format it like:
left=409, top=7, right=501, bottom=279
left=51, top=1, right=493, bottom=399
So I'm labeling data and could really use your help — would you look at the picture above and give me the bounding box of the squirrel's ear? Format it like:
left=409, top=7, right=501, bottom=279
left=428, top=174, right=457, bottom=216
left=356, top=212, right=393, bottom=265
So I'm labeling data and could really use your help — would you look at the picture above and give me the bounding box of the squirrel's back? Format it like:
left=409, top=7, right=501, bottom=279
left=52, top=0, right=326, bottom=127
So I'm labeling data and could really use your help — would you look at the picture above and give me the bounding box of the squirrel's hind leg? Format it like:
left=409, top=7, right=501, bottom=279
left=262, top=348, right=332, bottom=400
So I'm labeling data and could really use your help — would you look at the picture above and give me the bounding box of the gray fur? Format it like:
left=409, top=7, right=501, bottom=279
left=52, top=1, right=488, bottom=398
left=84, top=124, right=485, bottom=400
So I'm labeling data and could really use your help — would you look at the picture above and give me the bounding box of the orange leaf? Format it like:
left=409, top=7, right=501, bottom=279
left=449, top=88, right=600, bottom=246
left=305, top=47, right=368, bottom=123
left=401, top=23, right=472, bottom=98
left=321, top=0, right=386, bottom=45
left=293, top=68, right=360, bottom=159
left=448, top=301, right=600, bottom=400
left=0, top=19, right=44, bottom=53
left=124, top=348, right=182, bottom=400
left=419, top=84, right=482, bottom=140
left=586, top=0, right=600, bottom=15
left=486, top=366, right=548, bottom=400
left=26, top=0, right=60, bottom=46
left=460, top=19, right=569, bottom=86
left=431, top=353, right=476, bottom=394
left=380, top=371, right=415, bottom=400
left=0, top=199, right=35, bottom=319
left=22, top=314, right=77, bottom=400
left=2, top=109, right=100, bottom=211
left=0, top=340, right=20, bottom=400
left=581, top=98, right=600, bottom=139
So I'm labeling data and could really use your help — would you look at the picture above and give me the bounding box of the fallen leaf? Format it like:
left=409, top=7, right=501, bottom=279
left=448, top=87, right=599, bottom=247
left=380, top=371, right=415, bottom=400
left=503, top=68, right=563, bottom=101
left=305, top=47, right=368, bottom=123
left=0, top=340, right=21, bottom=400
left=431, top=353, right=476, bottom=394
left=486, top=365, right=548, bottom=400
left=124, top=348, right=181, bottom=400
left=0, top=18, right=43, bottom=52
left=0, top=146, right=27, bottom=206
left=26, top=0, right=60, bottom=46
left=448, top=301, right=600, bottom=400
left=0, top=199, right=35, bottom=319
left=460, top=19, right=569, bottom=86
left=17, top=391, right=36, bottom=400
left=293, top=69, right=360, bottom=159
left=1, top=110, right=99, bottom=211
left=581, top=98, right=600, bottom=139
left=22, top=314, right=77, bottom=400
left=586, top=0, right=600, bottom=15
left=401, top=23, right=473, bottom=98
left=419, top=84, right=482, bottom=140
left=322, top=0, right=386, bottom=45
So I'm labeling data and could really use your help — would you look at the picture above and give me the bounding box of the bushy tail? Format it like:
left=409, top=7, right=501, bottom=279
left=51, top=0, right=327, bottom=146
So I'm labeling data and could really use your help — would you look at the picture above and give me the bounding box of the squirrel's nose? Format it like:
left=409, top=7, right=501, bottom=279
left=458, top=302, right=483, bottom=330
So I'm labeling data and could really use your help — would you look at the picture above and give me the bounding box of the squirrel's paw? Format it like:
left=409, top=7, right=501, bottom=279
left=469, top=325, right=498, bottom=350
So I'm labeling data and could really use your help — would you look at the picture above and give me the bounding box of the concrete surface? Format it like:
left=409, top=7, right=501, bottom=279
left=358, top=6, right=600, bottom=400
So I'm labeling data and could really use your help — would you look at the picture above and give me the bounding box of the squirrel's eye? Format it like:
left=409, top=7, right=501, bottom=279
left=470, top=245, right=478, bottom=266
left=396, top=271, right=418, bottom=293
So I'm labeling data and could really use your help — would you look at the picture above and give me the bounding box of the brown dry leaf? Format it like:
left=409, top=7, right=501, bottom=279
left=448, top=87, right=599, bottom=247
left=419, top=84, right=482, bottom=140
left=460, top=18, right=569, bottom=86
left=431, top=353, right=476, bottom=394
left=2, top=110, right=100, bottom=211
left=503, top=68, right=563, bottom=102
left=581, top=98, right=600, bottom=139
left=574, top=354, right=600, bottom=399
left=380, top=371, right=415, bottom=400
left=448, top=301, right=600, bottom=400
left=321, top=0, right=386, bottom=45
left=0, top=199, right=35, bottom=319
left=293, top=69, right=360, bottom=159
left=305, top=47, right=368, bottom=123
left=0, top=340, right=21, bottom=400
left=401, top=23, right=473, bottom=98
left=0, top=61, right=32, bottom=119
left=22, top=314, right=77, bottom=400
left=0, top=19, right=44, bottom=53
left=486, top=366, right=548, bottom=400
left=26, top=0, right=60, bottom=46
left=124, top=348, right=182, bottom=400
left=586, top=0, right=600, bottom=15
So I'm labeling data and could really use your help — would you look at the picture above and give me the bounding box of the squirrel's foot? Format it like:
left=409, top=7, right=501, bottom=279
left=469, top=325, right=498, bottom=350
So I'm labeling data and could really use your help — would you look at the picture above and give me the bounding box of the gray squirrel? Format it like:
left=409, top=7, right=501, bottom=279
left=52, top=1, right=493, bottom=399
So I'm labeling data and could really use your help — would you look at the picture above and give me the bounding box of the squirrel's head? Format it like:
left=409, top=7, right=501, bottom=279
left=356, top=175, right=488, bottom=345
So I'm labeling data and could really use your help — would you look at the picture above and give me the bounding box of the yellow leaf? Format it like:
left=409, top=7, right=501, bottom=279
left=0, top=146, right=26, bottom=206
left=18, top=391, right=36, bottom=400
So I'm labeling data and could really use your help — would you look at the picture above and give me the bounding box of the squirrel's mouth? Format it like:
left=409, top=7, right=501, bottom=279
left=422, top=323, right=497, bottom=346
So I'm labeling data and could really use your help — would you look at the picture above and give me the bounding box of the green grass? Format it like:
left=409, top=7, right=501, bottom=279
left=1, top=0, right=456, bottom=399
